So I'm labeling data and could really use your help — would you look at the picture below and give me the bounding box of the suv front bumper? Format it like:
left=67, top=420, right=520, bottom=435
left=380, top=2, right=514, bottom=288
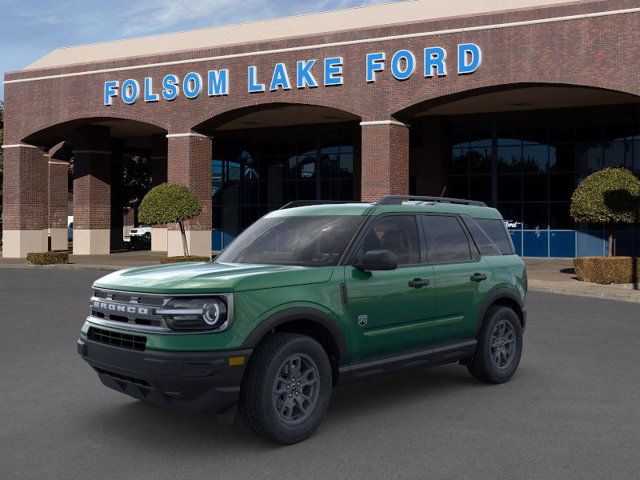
left=77, top=336, right=251, bottom=421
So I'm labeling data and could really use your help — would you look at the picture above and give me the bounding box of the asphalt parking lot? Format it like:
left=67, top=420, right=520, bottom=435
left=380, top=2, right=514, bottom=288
left=1, top=268, right=639, bottom=480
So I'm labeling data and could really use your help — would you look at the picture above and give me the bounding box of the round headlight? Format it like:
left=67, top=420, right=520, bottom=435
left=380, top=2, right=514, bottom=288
left=203, top=300, right=227, bottom=326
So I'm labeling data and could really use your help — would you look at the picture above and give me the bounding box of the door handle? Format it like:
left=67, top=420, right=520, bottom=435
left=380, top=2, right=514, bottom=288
left=470, top=273, right=488, bottom=282
left=408, top=278, right=430, bottom=288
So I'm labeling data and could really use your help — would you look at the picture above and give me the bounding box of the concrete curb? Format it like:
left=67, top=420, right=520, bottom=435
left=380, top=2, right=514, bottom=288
left=528, top=280, right=640, bottom=304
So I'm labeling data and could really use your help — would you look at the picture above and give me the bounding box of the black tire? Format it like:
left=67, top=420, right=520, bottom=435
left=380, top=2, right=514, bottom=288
left=467, top=306, right=523, bottom=384
left=239, top=333, right=332, bottom=444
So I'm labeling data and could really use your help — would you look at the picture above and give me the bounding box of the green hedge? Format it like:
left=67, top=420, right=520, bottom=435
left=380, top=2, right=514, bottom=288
left=574, top=256, right=640, bottom=284
left=27, top=251, right=70, bottom=265
left=160, top=255, right=211, bottom=264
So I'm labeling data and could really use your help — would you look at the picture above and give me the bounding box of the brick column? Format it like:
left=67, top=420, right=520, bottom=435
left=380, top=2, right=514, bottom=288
left=2, top=144, right=49, bottom=258
left=166, top=132, right=212, bottom=257
left=48, top=143, right=70, bottom=251
left=150, top=134, right=168, bottom=252
left=360, top=120, right=410, bottom=202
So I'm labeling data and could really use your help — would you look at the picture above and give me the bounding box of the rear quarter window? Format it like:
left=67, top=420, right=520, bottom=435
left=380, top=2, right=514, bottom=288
left=475, top=218, right=515, bottom=255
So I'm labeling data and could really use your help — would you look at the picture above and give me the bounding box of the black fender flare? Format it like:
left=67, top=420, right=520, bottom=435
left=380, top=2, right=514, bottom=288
left=242, top=307, right=349, bottom=365
left=475, top=288, right=526, bottom=333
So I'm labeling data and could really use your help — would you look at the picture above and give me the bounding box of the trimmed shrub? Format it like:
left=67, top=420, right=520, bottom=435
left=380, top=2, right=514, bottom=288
left=570, top=168, right=640, bottom=256
left=139, top=183, right=202, bottom=256
left=27, top=251, right=69, bottom=265
left=160, top=255, right=210, bottom=264
left=574, top=256, right=640, bottom=284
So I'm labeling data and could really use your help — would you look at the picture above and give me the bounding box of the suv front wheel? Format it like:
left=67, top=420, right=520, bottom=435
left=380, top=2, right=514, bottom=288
left=467, top=306, right=523, bottom=384
left=240, top=333, right=332, bottom=444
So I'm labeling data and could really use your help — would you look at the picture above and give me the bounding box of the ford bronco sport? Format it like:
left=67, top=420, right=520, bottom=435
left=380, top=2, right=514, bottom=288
left=78, top=195, right=527, bottom=444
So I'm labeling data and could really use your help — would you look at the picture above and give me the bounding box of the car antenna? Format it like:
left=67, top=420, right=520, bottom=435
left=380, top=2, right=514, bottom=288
left=440, top=186, right=447, bottom=198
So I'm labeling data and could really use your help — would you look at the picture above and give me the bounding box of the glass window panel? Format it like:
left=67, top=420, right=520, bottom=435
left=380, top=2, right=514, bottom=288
left=549, top=202, right=574, bottom=229
left=497, top=175, right=521, bottom=202
left=575, top=118, right=603, bottom=142
left=522, top=121, right=548, bottom=145
left=604, top=140, right=632, bottom=168
left=468, top=123, right=492, bottom=147
left=497, top=203, right=522, bottom=228
left=469, top=146, right=492, bottom=174
left=635, top=142, right=640, bottom=171
left=523, top=174, right=547, bottom=201
left=548, top=118, right=574, bottom=144
left=549, top=144, right=575, bottom=172
left=362, top=216, right=421, bottom=265
left=549, top=174, right=576, bottom=202
left=449, top=148, right=469, bottom=175
left=449, top=124, right=470, bottom=148
left=577, top=143, right=603, bottom=175
left=523, top=203, right=548, bottom=230
left=497, top=120, right=522, bottom=145
left=445, top=176, right=469, bottom=199
left=470, top=175, right=492, bottom=205
left=339, top=153, right=354, bottom=175
left=522, top=144, right=548, bottom=173
left=423, top=215, right=472, bottom=264
left=497, top=145, right=522, bottom=173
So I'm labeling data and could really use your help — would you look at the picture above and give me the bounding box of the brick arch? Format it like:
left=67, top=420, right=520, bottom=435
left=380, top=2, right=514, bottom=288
left=20, top=115, right=168, bottom=150
left=391, top=82, right=640, bottom=120
left=188, top=100, right=362, bottom=134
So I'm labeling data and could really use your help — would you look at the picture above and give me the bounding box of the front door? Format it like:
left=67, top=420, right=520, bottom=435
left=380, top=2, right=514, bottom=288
left=345, top=214, right=436, bottom=362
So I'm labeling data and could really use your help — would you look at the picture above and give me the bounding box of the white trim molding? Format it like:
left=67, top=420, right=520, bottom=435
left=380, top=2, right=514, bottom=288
left=360, top=120, right=409, bottom=127
left=1, top=143, right=41, bottom=150
left=3, top=7, right=640, bottom=85
left=166, top=132, right=212, bottom=139
left=48, top=160, right=70, bottom=165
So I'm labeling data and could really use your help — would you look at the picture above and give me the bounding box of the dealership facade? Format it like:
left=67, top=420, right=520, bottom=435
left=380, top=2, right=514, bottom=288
left=3, top=0, right=640, bottom=258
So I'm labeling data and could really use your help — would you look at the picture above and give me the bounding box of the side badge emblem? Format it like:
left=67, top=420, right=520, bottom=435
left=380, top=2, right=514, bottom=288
left=358, top=315, right=368, bottom=327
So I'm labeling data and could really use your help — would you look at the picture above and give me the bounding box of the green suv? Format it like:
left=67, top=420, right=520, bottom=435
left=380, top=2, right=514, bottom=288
left=78, top=196, right=527, bottom=444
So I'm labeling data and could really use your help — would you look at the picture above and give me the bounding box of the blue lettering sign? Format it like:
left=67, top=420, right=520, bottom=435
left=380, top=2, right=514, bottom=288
left=270, top=63, right=292, bottom=91
left=458, top=43, right=482, bottom=74
left=424, top=47, right=447, bottom=77
left=296, top=60, right=318, bottom=89
left=104, top=80, right=119, bottom=106
left=324, top=57, right=343, bottom=86
left=183, top=72, right=203, bottom=99
left=121, top=79, right=140, bottom=104
left=391, top=50, right=415, bottom=81
left=208, top=69, right=229, bottom=96
left=162, top=74, right=179, bottom=101
left=366, top=52, right=385, bottom=83
left=248, top=66, right=265, bottom=93
left=144, top=77, right=159, bottom=102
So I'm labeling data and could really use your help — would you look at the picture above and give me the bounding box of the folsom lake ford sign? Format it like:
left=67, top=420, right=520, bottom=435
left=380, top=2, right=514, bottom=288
left=103, top=43, right=482, bottom=106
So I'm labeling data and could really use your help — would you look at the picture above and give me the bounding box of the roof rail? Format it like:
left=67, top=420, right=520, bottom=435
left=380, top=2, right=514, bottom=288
left=376, top=195, right=487, bottom=207
left=278, top=200, right=358, bottom=210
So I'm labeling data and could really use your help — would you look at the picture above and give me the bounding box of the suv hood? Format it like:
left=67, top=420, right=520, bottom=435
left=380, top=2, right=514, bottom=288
left=93, top=262, right=335, bottom=294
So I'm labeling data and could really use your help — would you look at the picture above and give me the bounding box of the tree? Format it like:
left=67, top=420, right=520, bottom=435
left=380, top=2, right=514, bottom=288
left=138, top=183, right=202, bottom=256
left=570, top=168, right=640, bottom=256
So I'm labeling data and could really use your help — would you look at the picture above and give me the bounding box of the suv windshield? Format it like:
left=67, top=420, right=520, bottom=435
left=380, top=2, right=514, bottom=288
left=215, top=215, right=364, bottom=266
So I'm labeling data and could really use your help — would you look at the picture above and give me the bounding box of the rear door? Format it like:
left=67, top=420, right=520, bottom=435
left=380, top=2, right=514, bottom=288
left=421, top=214, right=493, bottom=345
left=345, top=214, right=436, bottom=362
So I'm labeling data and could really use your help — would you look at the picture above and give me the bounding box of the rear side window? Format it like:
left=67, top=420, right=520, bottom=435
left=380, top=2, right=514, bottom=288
left=462, top=216, right=502, bottom=256
left=476, top=218, right=515, bottom=255
left=423, top=215, right=472, bottom=264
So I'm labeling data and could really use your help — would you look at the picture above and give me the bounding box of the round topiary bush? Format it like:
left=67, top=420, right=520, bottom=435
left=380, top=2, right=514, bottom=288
left=139, top=183, right=203, bottom=256
left=570, top=168, right=640, bottom=256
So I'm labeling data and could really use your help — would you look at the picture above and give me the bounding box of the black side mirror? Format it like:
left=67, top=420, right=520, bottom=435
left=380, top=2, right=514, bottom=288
left=354, top=249, right=398, bottom=271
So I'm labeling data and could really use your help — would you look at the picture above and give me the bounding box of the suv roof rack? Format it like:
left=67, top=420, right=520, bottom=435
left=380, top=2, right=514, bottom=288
left=376, top=195, right=487, bottom=207
left=279, top=200, right=358, bottom=210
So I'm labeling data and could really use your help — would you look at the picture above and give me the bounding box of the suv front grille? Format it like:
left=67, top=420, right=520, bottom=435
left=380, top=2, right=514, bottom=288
left=87, top=326, right=147, bottom=351
left=89, top=288, right=170, bottom=331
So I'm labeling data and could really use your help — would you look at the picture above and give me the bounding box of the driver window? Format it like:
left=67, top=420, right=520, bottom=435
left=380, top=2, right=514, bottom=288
left=360, top=215, right=420, bottom=265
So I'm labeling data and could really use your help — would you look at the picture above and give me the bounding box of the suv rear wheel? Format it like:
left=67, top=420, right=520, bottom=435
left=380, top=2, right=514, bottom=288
left=467, top=306, right=522, bottom=384
left=240, top=333, right=332, bottom=444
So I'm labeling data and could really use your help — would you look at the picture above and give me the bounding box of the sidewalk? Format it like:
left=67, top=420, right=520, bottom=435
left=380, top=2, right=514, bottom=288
left=1, top=251, right=639, bottom=303
left=524, top=258, right=640, bottom=303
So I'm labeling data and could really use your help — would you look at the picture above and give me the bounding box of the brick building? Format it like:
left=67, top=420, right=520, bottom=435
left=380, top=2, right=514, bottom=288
left=3, top=0, right=640, bottom=258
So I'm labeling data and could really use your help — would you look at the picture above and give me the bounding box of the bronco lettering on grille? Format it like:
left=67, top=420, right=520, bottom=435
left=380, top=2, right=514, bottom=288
left=92, top=301, right=149, bottom=315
